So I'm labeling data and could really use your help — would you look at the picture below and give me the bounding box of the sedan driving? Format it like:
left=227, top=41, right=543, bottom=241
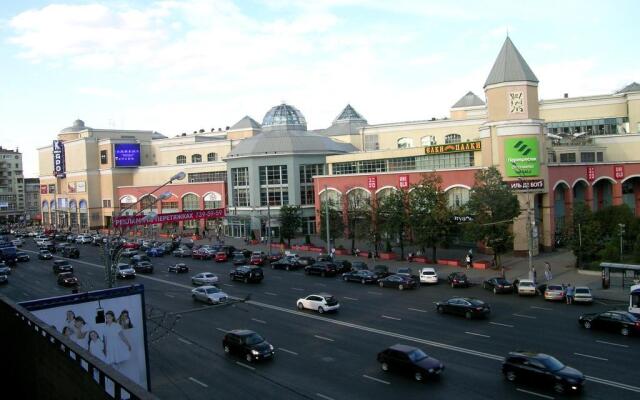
left=191, top=286, right=228, bottom=304
left=436, top=297, right=490, bottom=319
left=378, top=274, right=418, bottom=291
left=191, top=272, right=219, bottom=286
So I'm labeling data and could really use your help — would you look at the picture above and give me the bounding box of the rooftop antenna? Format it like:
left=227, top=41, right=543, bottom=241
left=506, top=27, right=509, bottom=38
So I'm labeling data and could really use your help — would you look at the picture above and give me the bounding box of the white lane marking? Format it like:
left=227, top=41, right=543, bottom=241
left=278, top=347, right=298, bottom=356
left=314, top=335, right=334, bottom=342
left=586, top=375, right=640, bottom=393
left=251, top=318, right=267, bottom=324
left=516, top=388, right=554, bottom=399
left=291, top=287, right=304, bottom=291
left=235, top=361, right=255, bottom=371
left=367, top=291, right=383, bottom=296
left=264, top=292, right=278, bottom=296
left=362, top=374, right=390, bottom=385
left=513, top=313, right=537, bottom=319
left=530, top=306, right=552, bottom=311
left=465, top=331, right=491, bottom=338
left=178, top=338, right=192, bottom=345
left=381, top=315, right=402, bottom=321
left=316, top=394, right=335, bottom=400
left=574, top=352, right=608, bottom=361
left=223, top=284, right=234, bottom=287
left=315, top=283, right=327, bottom=287
left=188, top=377, right=208, bottom=388
left=215, top=328, right=229, bottom=333
left=408, top=307, right=428, bottom=313
left=489, top=322, right=514, bottom=328
left=165, top=293, right=175, bottom=298
left=343, top=296, right=359, bottom=301
left=596, top=340, right=629, bottom=348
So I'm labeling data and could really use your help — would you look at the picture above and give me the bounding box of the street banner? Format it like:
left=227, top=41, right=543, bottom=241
left=505, top=138, right=539, bottom=177
left=399, top=175, right=409, bottom=188
left=367, top=176, right=377, bottom=189
left=614, top=165, right=624, bottom=180
left=113, top=208, right=226, bottom=227
left=586, top=166, right=596, bottom=182
left=53, top=140, right=66, bottom=178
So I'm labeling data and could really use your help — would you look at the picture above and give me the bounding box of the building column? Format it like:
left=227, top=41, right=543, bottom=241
left=585, top=185, right=594, bottom=211
left=541, top=193, right=553, bottom=251
left=564, top=186, right=573, bottom=229
left=612, top=181, right=623, bottom=206
left=634, top=180, right=640, bottom=216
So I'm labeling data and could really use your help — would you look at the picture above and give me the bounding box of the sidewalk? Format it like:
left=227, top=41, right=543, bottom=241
left=191, top=235, right=629, bottom=303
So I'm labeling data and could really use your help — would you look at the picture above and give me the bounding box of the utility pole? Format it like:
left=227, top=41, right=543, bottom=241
left=266, top=179, right=271, bottom=256
left=324, top=184, right=330, bottom=254
left=619, top=223, right=625, bottom=261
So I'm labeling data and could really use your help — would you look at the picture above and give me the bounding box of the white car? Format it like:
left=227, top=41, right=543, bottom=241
left=116, top=263, right=136, bottom=279
left=516, top=279, right=537, bottom=296
left=573, top=286, right=593, bottom=303
left=35, top=237, right=48, bottom=246
left=11, top=238, right=23, bottom=247
left=191, top=272, right=219, bottom=286
left=296, top=293, right=340, bottom=314
left=76, top=235, right=93, bottom=244
left=419, top=267, right=438, bottom=284
left=191, top=286, right=228, bottom=304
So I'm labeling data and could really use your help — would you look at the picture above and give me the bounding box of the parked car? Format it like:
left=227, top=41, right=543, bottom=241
left=230, top=265, right=264, bottom=283
left=168, top=263, right=189, bottom=273
left=39, top=242, right=55, bottom=253
left=214, top=251, right=228, bottom=262
left=171, top=247, right=192, bottom=258
left=38, top=250, right=53, bottom=260
left=372, top=265, right=391, bottom=279
left=305, top=261, right=338, bottom=277
left=377, top=344, right=444, bottom=382
left=502, top=351, right=584, bottom=394
left=219, top=245, right=237, bottom=257
left=396, top=267, right=420, bottom=285
left=270, top=258, right=300, bottom=271
left=146, top=247, right=165, bottom=257
left=0, top=264, right=11, bottom=275
left=222, top=330, right=274, bottom=363
left=579, top=310, right=640, bottom=336
left=573, top=286, right=593, bottom=304
left=250, top=254, right=266, bottom=266
left=0, top=272, right=7, bottom=284
left=76, top=235, right=93, bottom=244
left=483, top=277, right=514, bottom=294
left=133, top=261, right=154, bottom=274
left=232, top=253, right=249, bottom=266
left=515, top=279, right=537, bottom=296
left=419, top=267, right=439, bottom=284
left=447, top=272, right=469, bottom=288
left=52, top=260, right=73, bottom=274
left=333, top=259, right=352, bottom=274
left=116, top=263, right=136, bottom=279
left=61, top=246, right=80, bottom=259
left=122, top=242, right=140, bottom=249
left=436, top=297, right=490, bottom=319
left=296, top=256, right=316, bottom=268
left=342, top=269, right=378, bottom=284
left=191, top=272, right=219, bottom=286
left=544, top=284, right=566, bottom=301
left=120, top=248, right=138, bottom=258
left=57, top=272, right=79, bottom=287
left=192, top=247, right=213, bottom=260
left=378, top=274, right=418, bottom=291
left=267, top=253, right=282, bottom=263
left=191, top=285, right=228, bottom=304
left=130, top=255, right=151, bottom=266
left=296, top=293, right=340, bottom=314
left=16, top=251, right=30, bottom=262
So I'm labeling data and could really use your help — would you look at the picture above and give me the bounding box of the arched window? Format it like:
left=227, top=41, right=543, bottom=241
left=376, top=187, right=396, bottom=202
left=78, top=200, right=88, bottom=228
left=204, top=192, right=222, bottom=209
left=207, top=152, right=217, bottom=162
left=421, top=136, right=436, bottom=146
left=182, top=193, right=200, bottom=210
left=347, top=188, right=371, bottom=210
left=397, top=137, right=413, bottom=149
left=139, top=195, right=156, bottom=214
left=192, top=154, right=202, bottom=163
left=119, top=195, right=137, bottom=215
left=445, top=134, right=461, bottom=144
left=42, top=201, right=49, bottom=211
left=177, top=155, right=186, bottom=164
left=160, top=195, right=179, bottom=213
left=446, top=187, right=470, bottom=208
left=319, top=189, right=342, bottom=209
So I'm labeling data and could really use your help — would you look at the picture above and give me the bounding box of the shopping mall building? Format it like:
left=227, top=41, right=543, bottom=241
left=38, top=38, right=640, bottom=254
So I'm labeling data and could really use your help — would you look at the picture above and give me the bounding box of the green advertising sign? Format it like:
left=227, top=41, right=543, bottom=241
left=505, top=138, right=539, bottom=177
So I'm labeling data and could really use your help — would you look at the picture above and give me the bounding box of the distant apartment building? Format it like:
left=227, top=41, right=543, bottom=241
left=24, top=178, right=41, bottom=223
left=0, top=146, right=25, bottom=223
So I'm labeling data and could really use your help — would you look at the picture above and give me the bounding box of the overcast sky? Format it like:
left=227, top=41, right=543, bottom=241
left=1, top=0, right=638, bottom=178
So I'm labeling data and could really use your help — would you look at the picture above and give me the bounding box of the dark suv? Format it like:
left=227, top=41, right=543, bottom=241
left=377, top=344, right=444, bottom=382
left=222, top=330, right=274, bottom=363
left=304, top=261, right=338, bottom=277
left=502, top=351, right=584, bottom=394
left=229, top=265, right=264, bottom=283
left=61, top=246, right=80, bottom=258
left=52, top=260, right=73, bottom=274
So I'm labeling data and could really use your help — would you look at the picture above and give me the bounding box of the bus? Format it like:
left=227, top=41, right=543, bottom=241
left=630, top=284, right=640, bottom=316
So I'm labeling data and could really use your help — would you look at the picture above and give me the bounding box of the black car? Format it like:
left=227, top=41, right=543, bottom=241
left=16, top=251, right=30, bottom=262
left=305, top=261, right=338, bottom=277
left=350, top=261, right=369, bottom=271
left=436, top=297, right=490, bottom=319
left=579, top=310, right=640, bottom=336
left=373, top=265, right=392, bottom=279
left=133, top=261, right=154, bottom=274
left=447, top=272, right=470, bottom=288
left=333, top=259, right=352, bottom=273
left=296, top=256, right=316, bottom=268
left=57, top=272, right=79, bottom=287
left=168, top=263, right=189, bottom=273
left=61, top=246, right=80, bottom=258
left=378, top=274, right=418, bottom=290
left=230, top=265, right=264, bottom=283
left=52, top=260, right=73, bottom=274
left=222, top=330, right=274, bottom=363
left=396, top=267, right=420, bottom=285
left=502, top=352, right=585, bottom=394
left=232, top=254, right=249, bottom=266
left=39, top=242, right=55, bottom=253
left=342, top=269, right=378, bottom=284
left=377, top=344, right=444, bottom=382
left=130, top=254, right=151, bottom=266
left=270, top=258, right=300, bottom=271
left=483, top=277, right=513, bottom=294
left=38, top=250, right=53, bottom=260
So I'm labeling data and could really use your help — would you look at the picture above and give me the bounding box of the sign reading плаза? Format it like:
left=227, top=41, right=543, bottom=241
left=505, top=138, right=539, bottom=177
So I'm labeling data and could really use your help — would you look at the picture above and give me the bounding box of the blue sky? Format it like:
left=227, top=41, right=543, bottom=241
left=1, top=0, right=638, bottom=177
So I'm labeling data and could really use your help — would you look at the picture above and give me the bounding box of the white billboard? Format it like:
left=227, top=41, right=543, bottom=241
left=20, top=285, right=150, bottom=391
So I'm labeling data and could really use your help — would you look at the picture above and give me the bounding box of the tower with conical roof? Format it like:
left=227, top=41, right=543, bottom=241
left=480, top=37, right=547, bottom=256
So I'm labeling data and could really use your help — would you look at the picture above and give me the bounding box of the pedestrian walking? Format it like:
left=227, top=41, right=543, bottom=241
left=566, top=284, right=574, bottom=304
left=545, top=261, right=553, bottom=281
left=465, top=254, right=471, bottom=270
left=532, top=266, right=537, bottom=284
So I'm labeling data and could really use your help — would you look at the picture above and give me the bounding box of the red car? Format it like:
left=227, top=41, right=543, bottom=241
left=250, top=254, right=266, bottom=266
left=215, top=252, right=228, bottom=262
left=122, top=242, right=140, bottom=249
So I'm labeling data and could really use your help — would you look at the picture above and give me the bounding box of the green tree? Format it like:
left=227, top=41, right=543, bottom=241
left=465, top=166, right=520, bottom=268
left=376, top=189, right=410, bottom=259
left=599, top=238, right=620, bottom=262
left=408, top=174, right=452, bottom=261
left=278, top=205, right=302, bottom=246
left=346, top=189, right=373, bottom=253
left=319, top=200, right=344, bottom=245
left=569, top=202, right=602, bottom=266
left=633, top=233, right=640, bottom=263
left=593, top=205, right=638, bottom=255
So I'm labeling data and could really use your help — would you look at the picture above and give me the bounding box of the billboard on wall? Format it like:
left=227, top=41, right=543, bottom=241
left=52, top=140, right=66, bottom=178
left=114, top=144, right=141, bottom=167
left=114, top=208, right=226, bottom=227
left=20, top=285, right=150, bottom=392
left=505, top=138, right=539, bottom=177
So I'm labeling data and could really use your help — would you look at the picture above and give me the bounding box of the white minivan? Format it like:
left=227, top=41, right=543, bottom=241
left=419, top=267, right=439, bottom=284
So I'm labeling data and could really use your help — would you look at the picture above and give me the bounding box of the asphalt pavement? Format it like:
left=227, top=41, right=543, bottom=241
left=1, top=238, right=638, bottom=400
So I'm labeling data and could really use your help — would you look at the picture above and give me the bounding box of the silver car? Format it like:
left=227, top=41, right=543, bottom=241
left=191, top=272, right=219, bottom=286
left=191, top=286, right=228, bottom=304
left=573, top=286, right=593, bottom=304
left=116, top=263, right=136, bottom=279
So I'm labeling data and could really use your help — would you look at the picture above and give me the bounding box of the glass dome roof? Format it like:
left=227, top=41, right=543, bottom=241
left=262, top=103, right=307, bottom=131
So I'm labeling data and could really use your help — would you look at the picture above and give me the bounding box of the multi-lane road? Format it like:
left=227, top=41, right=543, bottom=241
left=2, top=239, right=639, bottom=400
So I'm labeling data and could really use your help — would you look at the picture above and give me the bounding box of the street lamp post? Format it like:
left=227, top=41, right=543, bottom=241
left=324, top=184, right=331, bottom=255
left=619, top=223, right=626, bottom=261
